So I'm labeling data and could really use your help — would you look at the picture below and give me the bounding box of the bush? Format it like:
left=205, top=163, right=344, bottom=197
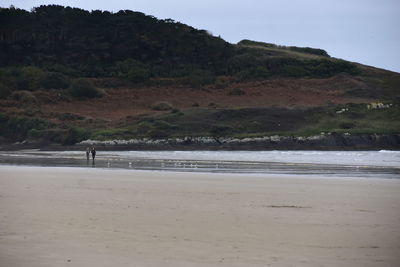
left=42, top=72, right=70, bottom=89
left=226, top=54, right=261, bottom=75
left=125, top=67, right=150, bottom=83
left=214, top=77, right=228, bottom=89
left=210, top=125, right=233, bottom=137
left=92, top=128, right=131, bottom=140
left=151, top=101, right=173, bottom=111
left=0, top=67, right=28, bottom=91
left=0, top=82, right=11, bottom=99
left=228, top=88, right=245, bottom=96
left=11, top=90, right=38, bottom=105
left=61, top=127, right=91, bottom=145
left=68, top=78, right=105, bottom=99
left=0, top=115, right=52, bottom=141
left=113, top=58, right=150, bottom=83
left=20, top=66, right=47, bottom=91
left=148, top=129, right=169, bottom=139
left=185, top=69, right=216, bottom=88
left=57, top=113, right=85, bottom=121
left=238, top=40, right=330, bottom=57
left=288, top=46, right=329, bottom=57
left=340, top=122, right=355, bottom=129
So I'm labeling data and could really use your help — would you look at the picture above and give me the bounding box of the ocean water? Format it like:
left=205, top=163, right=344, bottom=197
left=0, top=150, right=399, bottom=178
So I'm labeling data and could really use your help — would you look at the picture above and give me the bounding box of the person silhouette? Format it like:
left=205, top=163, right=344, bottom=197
left=86, top=147, right=90, bottom=160
left=91, top=147, right=96, bottom=161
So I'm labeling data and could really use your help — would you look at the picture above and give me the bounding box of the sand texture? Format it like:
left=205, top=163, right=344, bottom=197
left=0, top=166, right=399, bottom=266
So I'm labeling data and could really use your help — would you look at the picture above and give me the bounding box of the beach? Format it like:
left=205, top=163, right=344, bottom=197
left=0, top=166, right=399, bottom=266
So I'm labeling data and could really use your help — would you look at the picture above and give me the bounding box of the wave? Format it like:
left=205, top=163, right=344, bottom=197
left=379, top=150, right=400, bottom=154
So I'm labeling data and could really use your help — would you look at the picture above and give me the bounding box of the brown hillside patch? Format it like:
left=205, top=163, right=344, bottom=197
left=33, top=75, right=371, bottom=125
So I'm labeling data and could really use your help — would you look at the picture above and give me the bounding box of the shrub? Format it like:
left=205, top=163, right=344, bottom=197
left=61, top=127, right=91, bottom=145
left=147, top=120, right=176, bottom=139
left=26, top=127, right=90, bottom=145
left=148, top=129, right=169, bottom=139
left=68, top=78, right=105, bottom=99
left=228, top=88, right=245, bottom=96
left=210, top=125, right=233, bottom=137
left=0, top=67, right=28, bottom=91
left=0, top=82, right=11, bottom=99
left=340, top=122, right=355, bottom=129
left=57, top=113, right=85, bottom=121
left=91, top=128, right=131, bottom=140
left=0, top=115, right=52, bottom=141
left=151, top=101, right=173, bottom=111
left=238, top=40, right=330, bottom=57
left=125, top=67, right=150, bottom=83
left=42, top=72, right=70, bottom=89
left=20, top=66, right=47, bottom=91
left=249, top=121, right=263, bottom=132
left=113, top=58, right=150, bottom=83
left=214, top=77, right=228, bottom=89
left=288, top=46, right=329, bottom=57
left=226, top=54, right=261, bottom=75
left=185, top=69, right=216, bottom=88
left=11, top=90, right=38, bottom=105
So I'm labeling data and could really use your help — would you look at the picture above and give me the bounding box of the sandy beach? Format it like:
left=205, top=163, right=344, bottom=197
left=0, top=166, right=399, bottom=267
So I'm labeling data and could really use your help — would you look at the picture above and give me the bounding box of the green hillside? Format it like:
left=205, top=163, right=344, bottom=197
left=0, top=5, right=399, bottom=147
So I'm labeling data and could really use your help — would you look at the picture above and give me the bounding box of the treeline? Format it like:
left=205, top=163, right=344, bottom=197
left=0, top=5, right=360, bottom=94
left=0, top=5, right=232, bottom=77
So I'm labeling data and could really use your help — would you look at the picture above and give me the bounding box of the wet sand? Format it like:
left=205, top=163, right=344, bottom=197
left=0, top=166, right=399, bottom=266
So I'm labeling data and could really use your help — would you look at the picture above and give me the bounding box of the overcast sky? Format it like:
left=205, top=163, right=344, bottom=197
left=2, top=0, right=399, bottom=73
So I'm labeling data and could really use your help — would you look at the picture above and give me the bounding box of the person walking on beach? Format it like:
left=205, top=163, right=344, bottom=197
left=86, top=147, right=90, bottom=160
left=91, top=147, right=96, bottom=160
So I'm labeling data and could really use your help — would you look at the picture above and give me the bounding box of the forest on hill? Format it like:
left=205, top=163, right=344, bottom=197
left=0, top=5, right=359, bottom=87
left=0, top=5, right=399, bottom=148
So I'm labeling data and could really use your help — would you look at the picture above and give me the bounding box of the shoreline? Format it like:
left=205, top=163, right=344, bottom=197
left=1, top=133, right=399, bottom=151
left=1, top=165, right=400, bottom=266
left=0, top=150, right=399, bottom=179
left=0, top=162, right=399, bottom=180
left=0, top=164, right=395, bottom=181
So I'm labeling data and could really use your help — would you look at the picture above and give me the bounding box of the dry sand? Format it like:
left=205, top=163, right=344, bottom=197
left=0, top=166, right=399, bottom=267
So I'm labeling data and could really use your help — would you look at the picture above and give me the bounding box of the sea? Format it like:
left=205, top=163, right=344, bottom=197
left=0, top=150, right=399, bottom=179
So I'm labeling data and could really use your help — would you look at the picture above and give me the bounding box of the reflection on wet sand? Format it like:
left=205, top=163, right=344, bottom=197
left=0, top=150, right=399, bottom=178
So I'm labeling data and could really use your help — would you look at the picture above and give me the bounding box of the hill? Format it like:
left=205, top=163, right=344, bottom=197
left=0, top=5, right=399, bottom=148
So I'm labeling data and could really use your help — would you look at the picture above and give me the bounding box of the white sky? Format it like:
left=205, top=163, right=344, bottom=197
left=2, top=0, right=400, bottom=73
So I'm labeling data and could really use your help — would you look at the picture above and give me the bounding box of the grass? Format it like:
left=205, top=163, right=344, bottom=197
left=91, top=128, right=132, bottom=140
left=2, top=102, right=399, bottom=144
left=96, top=104, right=399, bottom=140
left=236, top=42, right=329, bottom=61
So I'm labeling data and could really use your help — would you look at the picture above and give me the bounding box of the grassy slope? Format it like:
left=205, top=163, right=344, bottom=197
left=0, top=43, right=399, bottom=144
left=88, top=103, right=400, bottom=141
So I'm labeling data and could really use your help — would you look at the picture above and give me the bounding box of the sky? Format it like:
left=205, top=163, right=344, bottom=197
left=2, top=0, right=400, bottom=73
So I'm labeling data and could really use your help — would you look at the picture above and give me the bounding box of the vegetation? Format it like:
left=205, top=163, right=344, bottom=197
left=0, top=5, right=232, bottom=78
left=11, top=90, right=38, bottom=105
left=42, top=72, right=70, bottom=89
left=80, top=104, right=400, bottom=141
left=0, top=102, right=399, bottom=144
left=0, top=113, right=90, bottom=144
left=0, top=82, right=11, bottom=99
left=151, top=101, right=173, bottom=111
left=68, top=78, right=104, bottom=99
left=0, top=5, right=398, bottom=146
left=228, top=88, right=245, bottom=96
left=0, top=5, right=360, bottom=85
left=238, top=39, right=330, bottom=57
